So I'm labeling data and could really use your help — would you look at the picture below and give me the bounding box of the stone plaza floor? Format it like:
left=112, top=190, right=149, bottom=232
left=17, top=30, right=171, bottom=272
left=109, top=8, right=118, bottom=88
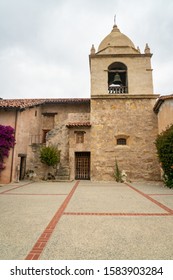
left=0, top=180, right=173, bottom=260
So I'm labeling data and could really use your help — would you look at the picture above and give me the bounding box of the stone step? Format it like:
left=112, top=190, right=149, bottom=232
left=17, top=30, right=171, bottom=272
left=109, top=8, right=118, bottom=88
left=55, top=175, right=70, bottom=180
left=57, top=167, right=70, bottom=171
left=57, top=171, right=70, bottom=176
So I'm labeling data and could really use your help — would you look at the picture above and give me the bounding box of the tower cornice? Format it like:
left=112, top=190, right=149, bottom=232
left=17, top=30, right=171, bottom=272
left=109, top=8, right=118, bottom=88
left=89, top=53, right=153, bottom=59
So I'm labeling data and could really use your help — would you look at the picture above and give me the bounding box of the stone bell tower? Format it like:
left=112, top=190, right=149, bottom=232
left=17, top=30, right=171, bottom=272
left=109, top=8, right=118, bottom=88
left=89, top=23, right=160, bottom=181
left=89, top=24, right=154, bottom=97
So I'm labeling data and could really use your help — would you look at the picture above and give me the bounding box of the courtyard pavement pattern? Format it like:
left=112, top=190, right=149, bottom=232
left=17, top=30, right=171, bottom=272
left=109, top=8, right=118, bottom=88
left=0, top=180, right=173, bottom=260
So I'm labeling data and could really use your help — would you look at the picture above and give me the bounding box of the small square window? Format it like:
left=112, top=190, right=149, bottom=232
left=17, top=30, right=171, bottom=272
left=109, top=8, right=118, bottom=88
left=117, top=138, right=127, bottom=145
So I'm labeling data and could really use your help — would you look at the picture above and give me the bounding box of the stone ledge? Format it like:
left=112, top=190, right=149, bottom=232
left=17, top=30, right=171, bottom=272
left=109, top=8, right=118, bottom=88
left=89, top=53, right=153, bottom=58
left=91, top=94, right=159, bottom=100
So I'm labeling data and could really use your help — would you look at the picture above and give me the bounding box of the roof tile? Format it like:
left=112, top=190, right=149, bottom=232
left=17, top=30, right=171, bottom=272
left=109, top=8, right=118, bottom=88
left=66, top=122, right=91, bottom=127
left=0, top=98, right=90, bottom=109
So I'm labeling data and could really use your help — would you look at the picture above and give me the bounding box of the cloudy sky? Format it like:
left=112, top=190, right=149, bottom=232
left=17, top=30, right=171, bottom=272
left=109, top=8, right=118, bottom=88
left=0, top=0, right=172, bottom=99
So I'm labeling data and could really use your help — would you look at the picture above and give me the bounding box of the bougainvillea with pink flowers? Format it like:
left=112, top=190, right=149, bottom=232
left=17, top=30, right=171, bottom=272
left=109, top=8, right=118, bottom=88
left=0, top=125, right=15, bottom=172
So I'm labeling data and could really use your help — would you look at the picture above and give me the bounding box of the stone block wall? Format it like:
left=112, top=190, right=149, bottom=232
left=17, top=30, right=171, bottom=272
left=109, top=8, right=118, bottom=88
left=90, top=96, right=160, bottom=181
left=46, top=122, right=69, bottom=166
left=25, top=144, right=53, bottom=180
left=67, top=113, right=90, bottom=123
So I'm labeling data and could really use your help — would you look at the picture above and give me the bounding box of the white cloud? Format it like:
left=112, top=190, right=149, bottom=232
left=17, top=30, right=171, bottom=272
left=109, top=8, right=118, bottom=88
left=0, top=46, right=89, bottom=98
left=0, top=0, right=173, bottom=99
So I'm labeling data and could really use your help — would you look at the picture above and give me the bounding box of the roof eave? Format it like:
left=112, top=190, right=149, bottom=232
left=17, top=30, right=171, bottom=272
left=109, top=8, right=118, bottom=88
left=153, top=99, right=164, bottom=113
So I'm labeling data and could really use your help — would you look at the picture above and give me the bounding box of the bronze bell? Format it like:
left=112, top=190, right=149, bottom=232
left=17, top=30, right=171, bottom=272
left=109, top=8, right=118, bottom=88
left=113, top=73, right=122, bottom=84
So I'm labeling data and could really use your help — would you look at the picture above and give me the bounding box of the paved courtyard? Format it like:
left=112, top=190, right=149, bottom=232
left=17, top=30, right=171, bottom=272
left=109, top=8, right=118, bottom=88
left=0, top=180, right=173, bottom=260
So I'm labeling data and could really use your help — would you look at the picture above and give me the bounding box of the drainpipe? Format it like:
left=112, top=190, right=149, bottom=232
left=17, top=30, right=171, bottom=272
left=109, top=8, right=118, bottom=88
left=10, top=109, right=18, bottom=182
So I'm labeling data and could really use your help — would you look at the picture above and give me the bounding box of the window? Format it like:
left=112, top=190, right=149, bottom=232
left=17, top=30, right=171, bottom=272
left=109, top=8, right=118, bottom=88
left=30, top=135, right=42, bottom=145
left=75, top=131, right=85, bottom=143
left=117, top=138, right=127, bottom=145
left=42, top=112, right=57, bottom=130
left=42, top=129, right=50, bottom=143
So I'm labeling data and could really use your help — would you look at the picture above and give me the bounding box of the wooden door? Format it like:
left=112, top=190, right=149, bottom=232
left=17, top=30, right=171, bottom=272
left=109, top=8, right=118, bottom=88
left=75, top=152, right=90, bottom=180
left=19, top=156, right=26, bottom=180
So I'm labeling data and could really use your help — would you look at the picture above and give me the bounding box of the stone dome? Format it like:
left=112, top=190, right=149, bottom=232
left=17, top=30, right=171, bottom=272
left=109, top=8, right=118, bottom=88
left=98, top=25, right=135, bottom=51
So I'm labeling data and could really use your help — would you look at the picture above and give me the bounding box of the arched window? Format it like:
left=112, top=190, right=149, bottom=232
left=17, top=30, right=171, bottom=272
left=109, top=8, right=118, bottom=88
left=115, top=134, right=129, bottom=146
left=108, top=62, right=128, bottom=94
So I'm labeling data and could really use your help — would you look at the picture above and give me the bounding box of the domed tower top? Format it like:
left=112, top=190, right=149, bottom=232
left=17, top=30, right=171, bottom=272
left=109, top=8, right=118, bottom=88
left=89, top=20, right=154, bottom=96
left=97, top=24, right=138, bottom=54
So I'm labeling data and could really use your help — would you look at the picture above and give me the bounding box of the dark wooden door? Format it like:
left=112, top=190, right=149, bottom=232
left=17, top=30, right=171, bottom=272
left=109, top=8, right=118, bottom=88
left=19, top=156, right=26, bottom=180
left=75, top=152, right=90, bottom=180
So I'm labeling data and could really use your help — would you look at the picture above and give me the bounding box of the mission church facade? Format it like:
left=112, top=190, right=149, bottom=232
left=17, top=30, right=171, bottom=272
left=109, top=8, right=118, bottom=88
left=0, top=23, right=173, bottom=184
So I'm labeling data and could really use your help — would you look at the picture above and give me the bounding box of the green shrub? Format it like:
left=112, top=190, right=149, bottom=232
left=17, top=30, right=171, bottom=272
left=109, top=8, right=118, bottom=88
left=40, top=145, right=60, bottom=167
left=114, top=159, right=123, bottom=182
left=155, top=124, right=173, bottom=188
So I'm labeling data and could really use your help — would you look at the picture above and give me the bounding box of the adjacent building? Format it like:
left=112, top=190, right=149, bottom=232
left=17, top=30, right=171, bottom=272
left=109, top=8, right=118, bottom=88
left=153, top=94, right=173, bottom=133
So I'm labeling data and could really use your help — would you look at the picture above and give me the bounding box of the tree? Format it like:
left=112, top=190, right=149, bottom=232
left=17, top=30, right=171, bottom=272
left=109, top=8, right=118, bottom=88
left=155, top=124, right=173, bottom=188
left=40, top=145, right=60, bottom=167
left=0, top=125, right=15, bottom=172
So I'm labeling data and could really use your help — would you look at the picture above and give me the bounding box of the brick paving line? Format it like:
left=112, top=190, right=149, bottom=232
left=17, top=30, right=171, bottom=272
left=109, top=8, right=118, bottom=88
left=2, top=193, right=68, bottom=196
left=79, top=185, right=128, bottom=187
left=125, top=182, right=173, bottom=214
left=148, top=193, right=173, bottom=196
left=25, top=180, right=80, bottom=260
left=3, top=180, right=172, bottom=259
left=63, top=182, right=173, bottom=217
left=62, top=182, right=173, bottom=217
left=0, top=182, right=33, bottom=195
left=63, top=212, right=172, bottom=216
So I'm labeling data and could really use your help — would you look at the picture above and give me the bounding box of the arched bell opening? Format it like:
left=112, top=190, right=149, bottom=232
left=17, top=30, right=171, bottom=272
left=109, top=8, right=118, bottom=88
left=108, top=62, right=128, bottom=94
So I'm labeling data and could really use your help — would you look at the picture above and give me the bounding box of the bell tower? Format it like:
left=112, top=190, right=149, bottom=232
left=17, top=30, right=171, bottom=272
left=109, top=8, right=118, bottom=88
left=89, top=24, right=154, bottom=96
left=89, top=23, right=160, bottom=181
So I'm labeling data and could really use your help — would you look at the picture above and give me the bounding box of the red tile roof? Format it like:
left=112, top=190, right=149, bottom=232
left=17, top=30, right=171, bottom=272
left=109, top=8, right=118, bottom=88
left=0, top=98, right=90, bottom=109
left=153, top=94, right=173, bottom=113
left=66, top=122, right=91, bottom=128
